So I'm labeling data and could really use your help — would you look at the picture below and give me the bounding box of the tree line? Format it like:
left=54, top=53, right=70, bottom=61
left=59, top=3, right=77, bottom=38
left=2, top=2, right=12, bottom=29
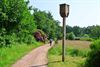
left=0, top=0, right=62, bottom=47
left=66, top=25, right=100, bottom=40
left=0, top=0, right=100, bottom=47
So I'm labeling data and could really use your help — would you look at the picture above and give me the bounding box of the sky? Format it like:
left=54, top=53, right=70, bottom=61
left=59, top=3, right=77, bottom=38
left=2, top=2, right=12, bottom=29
left=29, top=0, right=100, bottom=27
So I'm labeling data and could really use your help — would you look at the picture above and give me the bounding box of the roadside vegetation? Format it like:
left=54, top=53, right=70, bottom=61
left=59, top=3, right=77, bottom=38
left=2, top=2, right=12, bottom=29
left=0, top=0, right=100, bottom=67
left=84, top=39, right=100, bottom=67
left=0, top=0, right=62, bottom=67
left=48, top=39, right=100, bottom=67
left=0, top=42, right=43, bottom=67
left=48, top=40, right=91, bottom=67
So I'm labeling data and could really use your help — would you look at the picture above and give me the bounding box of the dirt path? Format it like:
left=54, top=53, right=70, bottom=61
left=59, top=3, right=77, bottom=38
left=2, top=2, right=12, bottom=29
left=12, top=43, right=53, bottom=67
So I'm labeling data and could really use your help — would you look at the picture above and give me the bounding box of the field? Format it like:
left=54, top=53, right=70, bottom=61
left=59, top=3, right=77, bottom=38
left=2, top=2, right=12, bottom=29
left=48, top=40, right=91, bottom=67
left=58, top=40, right=91, bottom=49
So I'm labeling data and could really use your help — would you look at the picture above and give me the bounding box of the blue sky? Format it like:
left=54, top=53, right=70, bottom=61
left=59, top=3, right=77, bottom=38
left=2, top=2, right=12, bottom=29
left=29, top=0, right=100, bottom=27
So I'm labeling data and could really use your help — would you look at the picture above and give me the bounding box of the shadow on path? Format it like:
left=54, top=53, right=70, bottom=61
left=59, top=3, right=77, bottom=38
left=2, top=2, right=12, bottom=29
left=30, top=61, right=61, bottom=67
left=30, top=63, right=48, bottom=67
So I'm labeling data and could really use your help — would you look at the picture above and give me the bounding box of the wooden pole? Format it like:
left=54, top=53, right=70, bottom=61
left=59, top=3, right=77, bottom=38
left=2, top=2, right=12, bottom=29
left=62, top=17, right=66, bottom=62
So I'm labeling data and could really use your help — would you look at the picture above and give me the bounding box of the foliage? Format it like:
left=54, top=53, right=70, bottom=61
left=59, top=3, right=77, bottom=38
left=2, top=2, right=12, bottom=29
left=84, top=39, right=100, bottom=67
left=48, top=44, right=87, bottom=67
left=90, top=25, right=100, bottom=39
left=66, top=25, right=100, bottom=40
left=49, top=44, right=89, bottom=57
left=72, top=26, right=81, bottom=37
left=80, top=37, right=93, bottom=41
left=66, top=32, right=75, bottom=40
left=33, top=9, right=62, bottom=39
left=0, top=42, right=42, bottom=67
left=83, top=34, right=89, bottom=38
left=80, top=34, right=93, bottom=41
left=74, top=37, right=81, bottom=40
left=0, top=0, right=36, bottom=47
left=1, top=0, right=100, bottom=48
left=48, top=55, right=85, bottom=67
left=66, top=25, right=73, bottom=33
left=0, top=28, right=18, bottom=47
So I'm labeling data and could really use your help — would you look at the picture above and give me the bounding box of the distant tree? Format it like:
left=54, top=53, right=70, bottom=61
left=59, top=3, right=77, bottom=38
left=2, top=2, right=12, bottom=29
left=65, top=25, right=100, bottom=39
left=66, top=25, right=73, bottom=33
left=83, top=34, right=89, bottom=38
left=67, top=32, right=75, bottom=40
left=33, top=9, right=61, bottom=40
left=72, top=26, right=81, bottom=37
left=90, top=25, right=100, bottom=39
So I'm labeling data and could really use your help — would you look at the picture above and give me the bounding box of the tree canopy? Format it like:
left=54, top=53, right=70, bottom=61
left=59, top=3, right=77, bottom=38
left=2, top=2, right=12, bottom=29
left=0, top=0, right=100, bottom=47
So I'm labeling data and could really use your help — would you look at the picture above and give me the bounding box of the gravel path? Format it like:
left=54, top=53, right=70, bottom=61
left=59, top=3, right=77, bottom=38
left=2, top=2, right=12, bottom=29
left=12, top=43, right=53, bottom=67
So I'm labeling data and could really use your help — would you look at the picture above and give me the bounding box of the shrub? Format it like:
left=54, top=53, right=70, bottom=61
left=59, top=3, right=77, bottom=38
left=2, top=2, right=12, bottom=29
left=84, top=39, right=100, bottom=67
left=74, top=37, right=80, bottom=40
left=67, top=47, right=89, bottom=57
left=80, top=37, right=93, bottom=41
left=49, top=45, right=89, bottom=57
left=68, top=48, right=79, bottom=57
left=0, top=28, right=16, bottom=47
left=0, top=33, right=17, bottom=47
left=67, top=32, right=75, bottom=40
left=80, top=34, right=93, bottom=41
left=25, top=35, right=36, bottom=44
left=83, top=34, right=89, bottom=38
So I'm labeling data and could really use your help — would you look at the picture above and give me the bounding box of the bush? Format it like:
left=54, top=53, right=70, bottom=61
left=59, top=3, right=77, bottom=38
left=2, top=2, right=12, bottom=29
left=80, top=37, right=93, bottom=41
left=0, top=28, right=16, bottom=47
left=25, top=35, right=36, bottom=44
left=68, top=48, right=79, bottom=57
left=67, top=47, right=89, bottom=57
left=84, top=39, right=100, bottom=67
left=83, top=34, right=89, bottom=38
left=0, top=0, right=37, bottom=47
left=80, top=34, right=93, bottom=41
left=0, top=33, right=18, bottom=47
left=0, top=28, right=36, bottom=47
left=49, top=45, right=89, bottom=57
left=67, top=32, right=75, bottom=40
left=74, top=37, right=80, bottom=40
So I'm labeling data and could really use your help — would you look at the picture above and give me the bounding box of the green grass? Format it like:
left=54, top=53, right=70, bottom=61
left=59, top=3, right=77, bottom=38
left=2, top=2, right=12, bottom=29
left=49, top=44, right=90, bottom=57
left=48, top=43, right=90, bottom=67
left=48, top=55, right=85, bottom=67
left=0, top=42, right=43, bottom=67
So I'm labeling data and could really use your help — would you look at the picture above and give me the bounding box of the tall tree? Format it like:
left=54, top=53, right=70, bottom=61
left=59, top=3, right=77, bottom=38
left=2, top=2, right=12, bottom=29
left=72, top=26, right=81, bottom=37
left=33, top=9, right=62, bottom=39
left=0, top=0, right=36, bottom=46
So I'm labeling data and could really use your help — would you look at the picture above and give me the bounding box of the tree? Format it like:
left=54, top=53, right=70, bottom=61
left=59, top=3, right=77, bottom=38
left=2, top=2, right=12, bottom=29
left=90, top=25, right=100, bottom=39
left=33, top=9, right=62, bottom=40
left=67, top=32, right=75, bottom=40
left=0, top=0, right=36, bottom=47
left=84, top=39, right=100, bottom=67
left=72, top=26, right=81, bottom=37
left=66, top=25, right=73, bottom=33
left=83, top=34, right=89, bottom=38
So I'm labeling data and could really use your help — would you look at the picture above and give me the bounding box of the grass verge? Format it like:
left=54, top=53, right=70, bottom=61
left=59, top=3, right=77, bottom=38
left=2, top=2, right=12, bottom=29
left=48, top=55, right=85, bottom=67
left=48, top=43, right=90, bottom=67
left=0, top=42, right=43, bottom=67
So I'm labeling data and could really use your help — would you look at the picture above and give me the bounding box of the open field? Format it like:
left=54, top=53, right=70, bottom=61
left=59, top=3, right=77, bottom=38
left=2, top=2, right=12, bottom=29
left=58, top=40, right=91, bottom=49
left=48, top=40, right=91, bottom=67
